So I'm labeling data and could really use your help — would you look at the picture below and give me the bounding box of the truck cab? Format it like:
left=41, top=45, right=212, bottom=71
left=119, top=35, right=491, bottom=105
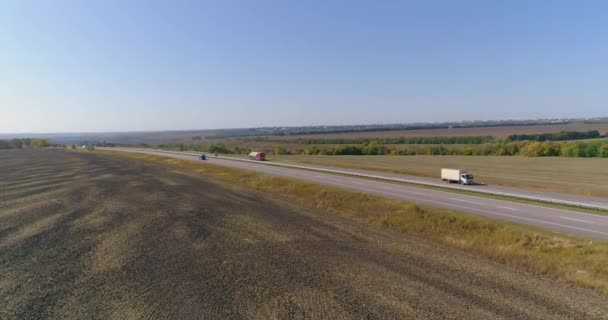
left=461, top=173, right=474, bottom=185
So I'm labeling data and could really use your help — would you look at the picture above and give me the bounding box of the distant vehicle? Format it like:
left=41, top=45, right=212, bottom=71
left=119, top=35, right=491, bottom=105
left=200, top=154, right=206, bottom=160
left=248, top=152, right=266, bottom=161
left=441, top=168, right=474, bottom=185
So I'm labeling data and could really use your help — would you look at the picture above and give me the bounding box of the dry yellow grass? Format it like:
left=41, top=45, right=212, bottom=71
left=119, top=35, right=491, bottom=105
left=102, top=150, right=608, bottom=296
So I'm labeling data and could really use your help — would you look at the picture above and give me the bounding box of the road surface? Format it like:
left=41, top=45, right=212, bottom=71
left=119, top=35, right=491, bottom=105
left=106, top=148, right=608, bottom=240
left=272, top=159, right=608, bottom=210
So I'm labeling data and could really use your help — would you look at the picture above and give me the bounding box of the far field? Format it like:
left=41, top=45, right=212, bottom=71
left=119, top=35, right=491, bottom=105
left=2, top=149, right=608, bottom=319
left=270, top=122, right=608, bottom=140
left=270, top=155, right=608, bottom=198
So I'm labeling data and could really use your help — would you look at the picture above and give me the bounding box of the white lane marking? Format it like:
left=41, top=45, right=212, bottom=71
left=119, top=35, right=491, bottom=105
left=559, top=216, right=594, bottom=224
left=448, top=197, right=483, bottom=205
left=589, top=201, right=608, bottom=206
left=381, top=186, right=425, bottom=196
left=407, top=191, right=426, bottom=196
left=409, top=195, right=608, bottom=237
left=424, top=187, right=608, bottom=220
left=497, top=206, right=518, bottom=211
left=379, top=189, right=608, bottom=237
left=352, top=181, right=366, bottom=186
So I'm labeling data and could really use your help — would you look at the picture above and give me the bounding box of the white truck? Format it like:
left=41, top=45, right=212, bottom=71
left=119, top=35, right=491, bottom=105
left=441, top=168, right=475, bottom=185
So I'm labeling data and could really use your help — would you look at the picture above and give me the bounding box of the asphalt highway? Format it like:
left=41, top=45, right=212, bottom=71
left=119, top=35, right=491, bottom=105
left=106, top=147, right=608, bottom=240
left=273, top=160, right=608, bottom=210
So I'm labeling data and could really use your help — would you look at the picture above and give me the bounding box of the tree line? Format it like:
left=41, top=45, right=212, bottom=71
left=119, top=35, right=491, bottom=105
left=159, top=143, right=243, bottom=154
left=286, top=135, right=495, bottom=145
left=294, top=141, right=608, bottom=157
left=506, top=130, right=601, bottom=142
left=240, top=130, right=604, bottom=145
left=161, top=139, right=608, bottom=158
left=0, top=138, right=51, bottom=149
left=217, top=119, right=576, bottom=138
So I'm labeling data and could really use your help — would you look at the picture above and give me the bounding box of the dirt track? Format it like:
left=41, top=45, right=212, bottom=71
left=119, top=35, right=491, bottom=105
left=1, top=149, right=607, bottom=319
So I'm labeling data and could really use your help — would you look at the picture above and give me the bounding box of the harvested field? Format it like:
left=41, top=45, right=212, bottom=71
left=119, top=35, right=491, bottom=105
left=273, top=155, right=608, bottom=198
left=1, top=149, right=608, bottom=319
left=271, top=122, right=608, bottom=140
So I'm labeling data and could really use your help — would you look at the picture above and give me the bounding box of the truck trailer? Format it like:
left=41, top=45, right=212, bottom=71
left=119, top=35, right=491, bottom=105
left=441, top=168, right=474, bottom=185
left=248, top=152, right=266, bottom=161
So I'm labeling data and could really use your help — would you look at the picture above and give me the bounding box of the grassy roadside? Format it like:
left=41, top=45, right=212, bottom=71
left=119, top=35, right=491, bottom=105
left=269, top=155, right=608, bottom=198
left=98, top=150, right=608, bottom=296
left=222, top=153, right=608, bottom=215
left=158, top=148, right=608, bottom=215
left=346, top=175, right=608, bottom=216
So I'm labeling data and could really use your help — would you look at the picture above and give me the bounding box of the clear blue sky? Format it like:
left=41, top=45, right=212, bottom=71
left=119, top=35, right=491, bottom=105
left=1, top=0, right=607, bottom=133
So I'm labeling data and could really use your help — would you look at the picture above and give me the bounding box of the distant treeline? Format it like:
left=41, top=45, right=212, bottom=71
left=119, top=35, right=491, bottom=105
left=293, top=141, right=608, bottom=157
left=280, top=136, right=495, bottom=145
left=159, top=143, right=244, bottom=155
left=506, top=130, right=601, bottom=142
left=211, top=119, right=581, bottom=138
left=239, top=130, right=605, bottom=145
left=161, top=139, right=608, bottom=158
left=0, top=138, right=51, bottom=149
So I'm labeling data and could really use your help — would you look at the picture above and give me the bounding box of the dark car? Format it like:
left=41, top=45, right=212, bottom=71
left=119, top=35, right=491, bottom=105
left=200, top=154, right=207, bottom=160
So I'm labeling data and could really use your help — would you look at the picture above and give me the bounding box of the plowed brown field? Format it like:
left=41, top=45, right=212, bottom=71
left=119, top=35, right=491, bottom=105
left=1, top=149, right=607, bottom=319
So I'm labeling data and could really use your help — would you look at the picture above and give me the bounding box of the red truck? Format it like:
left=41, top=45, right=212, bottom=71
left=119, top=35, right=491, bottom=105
left=248, top=152, right=266, bottom=161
